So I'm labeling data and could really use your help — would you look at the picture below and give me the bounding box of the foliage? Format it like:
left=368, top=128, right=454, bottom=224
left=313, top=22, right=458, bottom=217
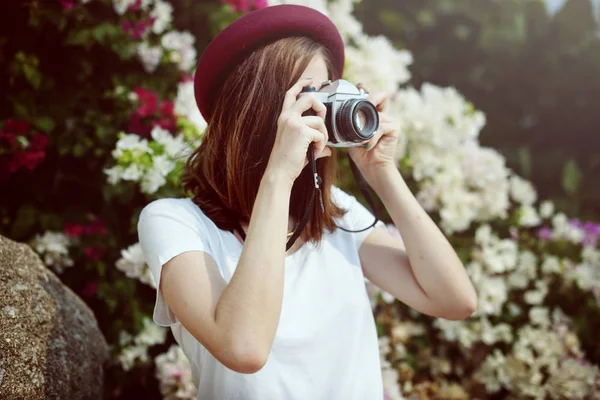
left=1, top=0, right=599, bottom=399
left=355, top=0, right=600, bottom=221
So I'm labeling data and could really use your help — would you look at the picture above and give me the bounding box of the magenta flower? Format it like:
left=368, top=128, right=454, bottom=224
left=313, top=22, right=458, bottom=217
left=221, top=0, right=267, bottom=12
left=59, top=0, right=74, bottom=10
left=537, top=227, right=553, bottom=241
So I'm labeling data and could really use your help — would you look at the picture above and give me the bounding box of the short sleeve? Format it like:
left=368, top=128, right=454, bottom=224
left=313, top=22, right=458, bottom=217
left=331, top=186, right=385, bottom=249
left=137, top=199, right=214, bottom=327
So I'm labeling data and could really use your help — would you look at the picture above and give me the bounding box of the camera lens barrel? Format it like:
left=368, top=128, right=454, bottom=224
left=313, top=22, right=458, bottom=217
left=335, top=99, right=379, bottom=144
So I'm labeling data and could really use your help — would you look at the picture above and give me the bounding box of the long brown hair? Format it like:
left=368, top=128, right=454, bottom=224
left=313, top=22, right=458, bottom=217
left=181, top=36, right=345, bottom=243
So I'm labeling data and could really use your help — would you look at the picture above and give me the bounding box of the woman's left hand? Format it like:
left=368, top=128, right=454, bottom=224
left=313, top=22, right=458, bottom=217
left=348, top=84, right=400, bottom=182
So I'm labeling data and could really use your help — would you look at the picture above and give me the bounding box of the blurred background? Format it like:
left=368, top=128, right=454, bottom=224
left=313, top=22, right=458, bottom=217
left=1, top=0, right=599, bottom=399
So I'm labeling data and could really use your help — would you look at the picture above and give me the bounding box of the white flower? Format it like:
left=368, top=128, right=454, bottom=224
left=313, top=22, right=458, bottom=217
left=150, top=0, right=173, bottom=34
left=518, top=204, right=541, bottom=227
left=112, top=0, right=137, bottom=15
left=155, top=345, right=197, bottom=400
left=267, top=0, right=329, bottom=16
left=31, top=231, right=74, bottom=274
left=524, top=280, right=549, bottom=305
left=328, top=0, right=363, bottom=41
left=161, top=31, right=197, bottom=72
left=345, top=35, right=413, bottom=92
left=112, top=133, right=151, bottom=158
left=116, top=243, right=156, bottom=288
left=137, top=42, right=163, bottom=73
left=476, top=277, right=508, bottom=316
left=121, top=163, right=143, bottom=181
left=539, top=200, right=554, bottom=219
left=175, top=81, right=207, bottom=132
left=381, top=367, right=403, bottom=400
left=136, top=317, right=167, bottom=347
left=151, top=126, right=188, bottom=158
left=118, top=317, right=167, bottom=371
left=509, top=175, right=537, bottom=205
left=141, top=165, right=168, bottom=194
left=104, top=165, right=123, bottom=185
left=529, top=307, right=550, bottom=327
left=541, top=256, right=561, bottom=275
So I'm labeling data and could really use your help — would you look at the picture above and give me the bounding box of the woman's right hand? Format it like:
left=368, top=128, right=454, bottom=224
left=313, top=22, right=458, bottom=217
left=265, top=78, right=331, bottom=185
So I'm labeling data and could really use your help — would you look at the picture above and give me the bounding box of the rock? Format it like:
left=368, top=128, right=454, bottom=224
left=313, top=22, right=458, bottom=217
left=0, top=235, right=109, bottom=400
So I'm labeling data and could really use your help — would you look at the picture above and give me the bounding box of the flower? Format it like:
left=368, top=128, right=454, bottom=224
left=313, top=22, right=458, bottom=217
left=150, top=0, right=173, bottom=34
left=31, top=231, right=74, bottom=274
left=84, top=246, right=106, bottom=261
left=174, top=81, right=207, bottom=132
left=221, top=0, right=267, bottom=12
left=155, top=345, right=197, bottom=400
left=59, top=0, right=75, bottom=9
left=116, top=242, right=156, bottom=288
left=137, top=42, right=163, bottom=73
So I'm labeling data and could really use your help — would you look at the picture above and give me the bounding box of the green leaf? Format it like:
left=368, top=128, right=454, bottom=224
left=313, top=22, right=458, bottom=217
left=34, top=117, right=55, bottom=133
left=518, top=147, right=532, bottom=178
left=10, top=204, right=38, bottom=240
left=23, top=64, right=41, bottom=89
left=562, top=159, right=582, bottom=196
left=66, top=29, right=92, bottom=46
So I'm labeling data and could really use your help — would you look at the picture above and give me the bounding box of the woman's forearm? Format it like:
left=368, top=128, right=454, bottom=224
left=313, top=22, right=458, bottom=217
left=369, top=165, right=478, bottom=316
left=215, top=169, right=292, bottom=366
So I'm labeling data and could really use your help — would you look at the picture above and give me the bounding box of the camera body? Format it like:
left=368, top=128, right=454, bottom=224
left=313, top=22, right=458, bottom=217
left=299, top=79, right=380, bottom=148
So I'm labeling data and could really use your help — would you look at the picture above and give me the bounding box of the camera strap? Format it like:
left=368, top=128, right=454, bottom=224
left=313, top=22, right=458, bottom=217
left=232, top=143, right=381, bottom=251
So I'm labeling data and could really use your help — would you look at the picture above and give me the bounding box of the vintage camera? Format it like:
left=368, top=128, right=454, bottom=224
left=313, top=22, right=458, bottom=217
left=299, top=79, right=380, bottom=147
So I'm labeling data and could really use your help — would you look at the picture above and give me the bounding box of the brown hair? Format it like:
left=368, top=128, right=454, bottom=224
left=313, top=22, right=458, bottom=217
left=181, top=36, right=345, bottom=243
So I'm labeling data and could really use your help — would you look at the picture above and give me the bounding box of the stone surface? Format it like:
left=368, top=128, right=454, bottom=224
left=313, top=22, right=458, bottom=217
left=0, top=235, right=109, bottom=400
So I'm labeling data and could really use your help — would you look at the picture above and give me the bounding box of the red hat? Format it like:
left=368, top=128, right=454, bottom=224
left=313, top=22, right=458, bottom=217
left=194, top=4, right=345, bottom=122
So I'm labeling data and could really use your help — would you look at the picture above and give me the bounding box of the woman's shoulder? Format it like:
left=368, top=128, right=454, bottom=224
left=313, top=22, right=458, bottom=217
left=329, top=185, right=356, bottom=210
left=139, top=197, right=215, bottom=231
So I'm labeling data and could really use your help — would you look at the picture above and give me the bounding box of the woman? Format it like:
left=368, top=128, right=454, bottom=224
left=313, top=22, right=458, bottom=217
left=138, top=4, right=477, bottom=399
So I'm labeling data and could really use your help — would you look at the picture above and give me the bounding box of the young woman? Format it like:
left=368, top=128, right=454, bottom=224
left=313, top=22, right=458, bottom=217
left=138, top=4, right=477, bottom=399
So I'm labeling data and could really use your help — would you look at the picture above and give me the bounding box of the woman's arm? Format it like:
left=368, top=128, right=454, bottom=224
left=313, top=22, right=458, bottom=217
left=359, top=166, right=478, bottom=320
left=348, top=86, right=477, bottom=320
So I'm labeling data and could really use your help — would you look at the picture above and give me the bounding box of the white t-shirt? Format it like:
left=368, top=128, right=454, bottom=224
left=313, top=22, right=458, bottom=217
left=137, top=186, right=386, bottom=400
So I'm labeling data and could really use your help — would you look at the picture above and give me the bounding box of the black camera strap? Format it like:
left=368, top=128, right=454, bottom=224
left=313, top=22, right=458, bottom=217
left=232, top=143, right=381, bottom=251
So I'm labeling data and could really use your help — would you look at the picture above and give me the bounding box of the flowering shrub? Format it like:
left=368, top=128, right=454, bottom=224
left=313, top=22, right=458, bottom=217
left=1, top=0, right=598, bottom=399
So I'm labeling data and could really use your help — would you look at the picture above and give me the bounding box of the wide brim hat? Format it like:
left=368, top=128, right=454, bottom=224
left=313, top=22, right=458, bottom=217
left=193, top=4, right=345, bottom=123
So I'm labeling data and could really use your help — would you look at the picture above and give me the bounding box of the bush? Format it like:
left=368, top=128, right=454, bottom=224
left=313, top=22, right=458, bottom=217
left=1, top=0, right=598, bottom=398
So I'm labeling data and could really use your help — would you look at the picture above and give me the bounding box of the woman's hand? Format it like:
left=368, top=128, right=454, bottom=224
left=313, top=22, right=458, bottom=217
left=348, top=85, right=400, bottom=183
left=265, top=77, right=332, bottom=185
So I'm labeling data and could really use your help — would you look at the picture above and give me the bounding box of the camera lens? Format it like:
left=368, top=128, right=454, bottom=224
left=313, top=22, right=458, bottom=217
left=336, top=99, right=379, bottom=143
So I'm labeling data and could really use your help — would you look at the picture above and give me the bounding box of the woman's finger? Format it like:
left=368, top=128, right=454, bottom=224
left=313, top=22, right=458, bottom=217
left=282, top=78, right=314, bottom=111
left=290, top=94, right=327, bottom=119
left=368, top=92, right=388, bottom=113
left=303, top=125, right=328, bottom=157
left=357, top=83, right=388, bottom=113
left=300, top=115, right=328, bottom=144
left=364, top=122, right=389, bottom=151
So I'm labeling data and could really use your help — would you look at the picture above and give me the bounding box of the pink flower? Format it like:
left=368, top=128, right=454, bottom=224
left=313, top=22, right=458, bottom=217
left=89, top=219, right=109, bottom=236
left=82, top=282, right=98, bottom=298
left=537, top=227, right=553, bottom=241
left=0, top=130, right=16, bottom=147
left=134, top=87, right=158, bottom=117
left=221, top=0, right=266, bottom=12
left=4, top=119, right=29, bottom=135
left=29, top=133, right=49, bottom=151
left=64, top=223, right=84, bottom=238
left=23, top=150, right=46, bottom=170
left=59, top=0, right=74, bottom=9
left=122, top=19, right=153, bottom=40
left=84, top=246, right=106, bottom=261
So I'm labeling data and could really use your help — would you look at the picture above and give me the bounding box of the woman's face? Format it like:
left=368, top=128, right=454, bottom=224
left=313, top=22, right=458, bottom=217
left=299, top=53, right=329, bottom=89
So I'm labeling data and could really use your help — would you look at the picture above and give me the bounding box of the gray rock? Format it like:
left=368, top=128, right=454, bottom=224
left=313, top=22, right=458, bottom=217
left=0, top=235, right=109, bottom=400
